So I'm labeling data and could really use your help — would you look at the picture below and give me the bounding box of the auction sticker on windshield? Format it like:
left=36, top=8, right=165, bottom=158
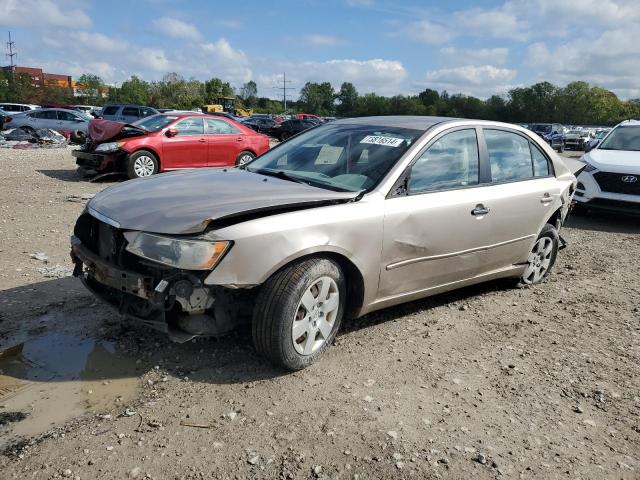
left=360, top=135, right=404, bottom=147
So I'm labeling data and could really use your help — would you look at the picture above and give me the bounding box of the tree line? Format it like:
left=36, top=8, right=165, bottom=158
left=1, top=68, right=638, bottom=125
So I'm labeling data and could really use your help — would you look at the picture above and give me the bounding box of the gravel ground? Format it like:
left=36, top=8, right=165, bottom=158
left=0, top=147, right=639, bottom=479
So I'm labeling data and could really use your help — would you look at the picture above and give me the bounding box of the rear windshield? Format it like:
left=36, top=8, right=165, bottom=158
left=246, top=123, right=423, bottom=192
left=132, top=114, right=178, bottom=132
left=599, top=125, right=640, bottom=151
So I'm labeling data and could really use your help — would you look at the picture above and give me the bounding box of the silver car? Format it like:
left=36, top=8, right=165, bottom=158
left=4, top=108, right=89, bottom=142
left=70, top=116, right=576, bottom=370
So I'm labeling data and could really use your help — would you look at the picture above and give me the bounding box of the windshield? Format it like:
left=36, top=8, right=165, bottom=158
left=132, top=114, right=178, bottom=132
left=532, top=124, right=552, bottom=133
left=245, top=123, right=423, bottom=192
left=598, top=126, right=640, bottom=151
left=596, top=130, right=610, bottom=139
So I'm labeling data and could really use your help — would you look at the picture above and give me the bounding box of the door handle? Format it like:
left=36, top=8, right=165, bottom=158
left=236, top=137, right=243, bottom=142
left=540, top=193, right=553, bottom=204
left=471, top=204, right=490, bottom=216
left=198, top=138, right=206, bottom=143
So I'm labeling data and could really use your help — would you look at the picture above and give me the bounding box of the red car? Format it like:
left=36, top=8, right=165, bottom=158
left=72, top=113, right=270, bottom=179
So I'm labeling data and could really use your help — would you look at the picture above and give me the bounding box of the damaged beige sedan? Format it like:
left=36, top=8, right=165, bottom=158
left=71, top=116, right=576, bottom=370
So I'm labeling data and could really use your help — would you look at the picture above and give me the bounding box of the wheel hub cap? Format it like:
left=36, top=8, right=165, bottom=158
left=522, top=237, right=554, bottom=284
left=291, top=276, right=340, bottom=356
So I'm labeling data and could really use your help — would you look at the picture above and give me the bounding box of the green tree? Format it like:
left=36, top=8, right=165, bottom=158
left=336, top=82, right=358, bottom=116
left=299, top=82, right=335, bottom=116
left=240, top=80, right=258, bottom=107
left=76, top=74, right=104, bottom=103
left=117, top=76, right=150, bottom=105
left=204, top=77, right=234, bottom=103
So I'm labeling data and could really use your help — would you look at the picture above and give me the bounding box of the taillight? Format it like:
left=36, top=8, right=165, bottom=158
left=5, top=116, right=12, bottom=123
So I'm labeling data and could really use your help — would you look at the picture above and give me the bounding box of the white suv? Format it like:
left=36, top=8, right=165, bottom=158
left=575, top=120, right=640, bottom=215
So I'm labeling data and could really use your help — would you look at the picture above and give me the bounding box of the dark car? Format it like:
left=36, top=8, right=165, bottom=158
left=272, top=119, right=318, bottom=141
left=529, top=123, right=565, bottom=153
left=100, top=104, right=158, bottom=123
left=243, top=117, right=277, bottom=135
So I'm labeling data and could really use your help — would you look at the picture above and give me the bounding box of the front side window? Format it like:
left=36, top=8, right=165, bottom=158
left=599, top=125, right=640, bottom=151
left=205, top=118, right=240, bottom=135
left=408, top=129, right=479, bottom=193
left=246, top=123, right=422, bottom=192
left=102, top=106, right=119, bottom=116
left=57, top=110, right=80, bottom=121
left=485, top=129, right=534, bottom=182
left=174, top=117, right=204, bottom=135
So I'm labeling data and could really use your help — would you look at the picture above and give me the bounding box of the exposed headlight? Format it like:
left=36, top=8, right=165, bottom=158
left=123, top=232, right=231, bottom=270
left=95, top=141, right=122, bottom=152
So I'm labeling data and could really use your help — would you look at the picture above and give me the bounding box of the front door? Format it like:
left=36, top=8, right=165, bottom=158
left=204, top=117, right=245, bottom=167
left=162, top=117, right=208, bottom=169
left=379, top=128, right=497, bottom=299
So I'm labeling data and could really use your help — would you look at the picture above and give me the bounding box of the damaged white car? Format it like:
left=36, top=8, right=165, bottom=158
left=71, top=116, right=576, bottom=370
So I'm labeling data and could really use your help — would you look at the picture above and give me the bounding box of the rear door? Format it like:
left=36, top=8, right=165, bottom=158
left=119, top=106, right=140, bottom=123
left=380, top=127, right=499, bottom=299
left=476, top=128, right=560, bottom=268
left=56, top=110, right=85, bottom=133
left=204, top=117, right=246, bottom=167
left=162, top=117, right=208, bottom=169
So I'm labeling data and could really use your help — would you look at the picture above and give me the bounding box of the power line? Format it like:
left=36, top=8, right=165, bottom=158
left=6, top=31, right=17, bottom=82
left=272, top=72, right=295, bottom=111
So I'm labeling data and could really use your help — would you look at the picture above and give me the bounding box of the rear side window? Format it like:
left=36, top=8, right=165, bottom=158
left=408, top=129, right=479, bottom=193
left=175, top=117, right=204, bottom=135
left=121, top=107, right=139, bottom=117
left=485, top=130, right=533, bottom=182
left=530, top=143, right=550, bottom=177
left=204, top=118, right=240, bottom=134
left=102, top=106, right=119, bottom=116
left=36, top=110, right=58, bottom=119
left=139, top=107, right=154, bottom=117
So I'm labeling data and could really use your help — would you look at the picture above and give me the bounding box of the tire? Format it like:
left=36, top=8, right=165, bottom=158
left=280, top=131, right=291, bottom=141
left=20, top=126, right=35, bottom=134
left=252, top=258, right=346, bottom=371
left=127, top=150, right=159, bottom=179
left=517, top=223, right=559, bottom=287
left=235, top=150, right=255, bottom=166
left=556, top=142, right=564, bottom=153
left=70, top=130, right=86, bottom=144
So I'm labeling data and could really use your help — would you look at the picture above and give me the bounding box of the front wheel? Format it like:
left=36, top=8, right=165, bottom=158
left=518, top=224, right=559, bottom=287
left=252, top=258, right=345, bottom=370
left=127, top=150, right=159, bottom=179
left=235, top=150, right=255, bottom=166
left=556, top=142, right=564, bottom=153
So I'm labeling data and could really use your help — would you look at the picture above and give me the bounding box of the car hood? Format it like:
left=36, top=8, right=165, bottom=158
left=88, top=119, right=147, bottom=142
left=87, top=168, right=358, bottom=235
left=584, top=149, right=640, bottom=173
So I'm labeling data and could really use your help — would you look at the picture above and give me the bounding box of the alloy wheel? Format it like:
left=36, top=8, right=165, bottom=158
left=522, top=237, right=553, bottom=284
left=291, top=276, right=340, bottom=355
left=133, top=155, right=155, bottom=177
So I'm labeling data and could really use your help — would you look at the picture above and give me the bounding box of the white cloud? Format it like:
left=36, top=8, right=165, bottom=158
left=0, top=0, right=91, bottom=28
left=346, top=0, right=374, bottom=6
left=423, top=65, right=517, bottom=98
left=304, top=35, right=343, bottom=46
left=403, top=20, right=454, bottom=45
left=453, top=6, right=527, bottom=41
left=152, top=17, right=202, bottom=41
left=257, top=58, right=408, bottom=98
left=440, top=47, right=509, bottom=66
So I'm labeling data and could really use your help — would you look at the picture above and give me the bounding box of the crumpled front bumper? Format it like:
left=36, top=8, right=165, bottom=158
left=72, top=149, right=125, bottom=172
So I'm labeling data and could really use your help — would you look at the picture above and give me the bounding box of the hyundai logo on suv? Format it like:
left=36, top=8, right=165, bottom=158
left=621, top=175, right=638, bottom=183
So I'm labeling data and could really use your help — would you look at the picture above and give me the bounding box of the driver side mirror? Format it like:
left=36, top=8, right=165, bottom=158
left=165, top=128, right=178, bottom=137
left=585, top=139, right=599, bottom=153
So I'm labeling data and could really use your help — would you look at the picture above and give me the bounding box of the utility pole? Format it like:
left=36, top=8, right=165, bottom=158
left=6, top=31, right=17, bottom=81
left=273, top=72, right=295, bottom=112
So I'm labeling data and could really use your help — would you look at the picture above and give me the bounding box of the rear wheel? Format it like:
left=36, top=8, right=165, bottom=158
left=70, top=130, right=86, bottom=144
left=127, top=150, right=159, bottom=179
left=252, top=258, right=345, bottom=370
left=518, top=224, right=559, bottom=287
left=235, top=150, right=255, bottom=166
left=280, top=132, right=291, bottom=141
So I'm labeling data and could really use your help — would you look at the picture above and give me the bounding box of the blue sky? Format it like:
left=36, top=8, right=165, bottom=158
left=2, top=0, right=638, bottom=99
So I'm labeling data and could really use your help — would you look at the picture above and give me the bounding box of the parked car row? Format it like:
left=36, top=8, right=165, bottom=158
left=4, top=107, right=91, bottom=143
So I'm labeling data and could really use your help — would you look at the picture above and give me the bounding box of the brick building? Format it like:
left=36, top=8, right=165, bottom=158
left=2, top=65, right=72, bottom=88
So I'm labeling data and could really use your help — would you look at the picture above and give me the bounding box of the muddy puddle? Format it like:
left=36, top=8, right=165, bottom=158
left=0, top=319, right=140, bottom=447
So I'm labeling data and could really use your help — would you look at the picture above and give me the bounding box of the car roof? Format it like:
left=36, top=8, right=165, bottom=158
left=332, top=115, right=456, bottom=131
